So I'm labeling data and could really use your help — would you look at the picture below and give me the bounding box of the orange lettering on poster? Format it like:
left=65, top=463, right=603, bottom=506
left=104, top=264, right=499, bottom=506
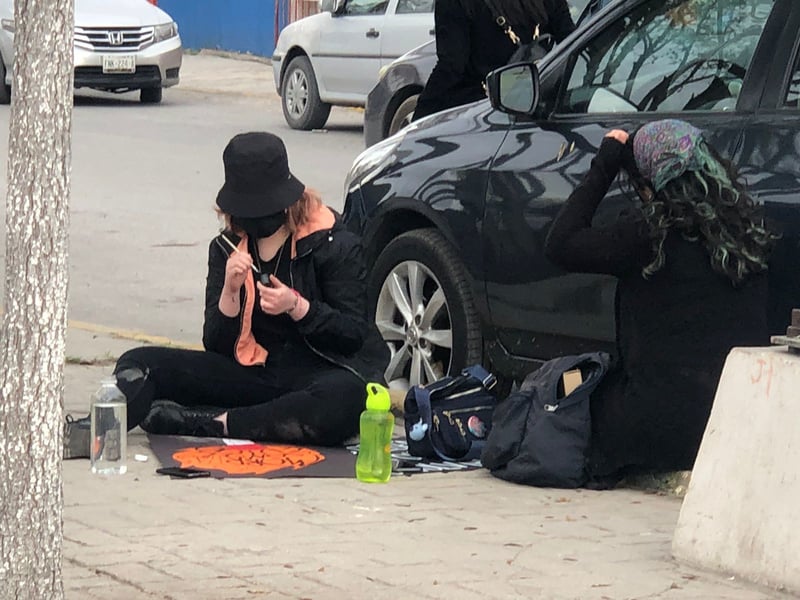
left=173, top=444, right=326, bottom=475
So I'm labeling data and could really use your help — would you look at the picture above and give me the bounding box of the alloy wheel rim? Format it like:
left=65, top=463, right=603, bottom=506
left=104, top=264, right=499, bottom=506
left=375, top=260, right=453, bottom=389
left=286, top=69, right=309, bottom=117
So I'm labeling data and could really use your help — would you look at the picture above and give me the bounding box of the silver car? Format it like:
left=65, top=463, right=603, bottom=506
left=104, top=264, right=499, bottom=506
left=272, top=0, right=434, bottom=130
left=0, top=0, right=182, bottom=104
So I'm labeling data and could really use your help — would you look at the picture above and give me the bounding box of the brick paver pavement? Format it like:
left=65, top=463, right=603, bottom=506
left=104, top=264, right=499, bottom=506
left=62, top=330, right=791, bottom=600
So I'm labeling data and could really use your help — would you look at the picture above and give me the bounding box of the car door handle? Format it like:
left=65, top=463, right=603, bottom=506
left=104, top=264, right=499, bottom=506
left=366, top=28, right=380, bottom=38
left=429, top=28, right=435, bottom=35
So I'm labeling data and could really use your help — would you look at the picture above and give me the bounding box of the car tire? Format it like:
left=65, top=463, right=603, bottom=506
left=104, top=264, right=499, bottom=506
left=387, top=94, right=418, bottom=138
left=140, top=87, right=162, bottom=104
left=369, top=228, right=483, bottom=389
left=281, top=56, right=331, bottom=131
left=0, top=57, right=11, bottom=105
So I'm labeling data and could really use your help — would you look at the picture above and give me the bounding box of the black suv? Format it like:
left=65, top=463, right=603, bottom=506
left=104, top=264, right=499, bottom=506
left=343, top=0, right=800, bottom=389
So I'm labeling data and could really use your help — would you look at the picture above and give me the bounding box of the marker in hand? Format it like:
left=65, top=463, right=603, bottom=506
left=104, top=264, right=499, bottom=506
left=257, top=275, right=300, bottom=316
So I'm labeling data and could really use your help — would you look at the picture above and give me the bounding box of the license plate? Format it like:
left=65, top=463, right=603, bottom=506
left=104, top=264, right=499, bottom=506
left=102, top=55, right=135, bottom=74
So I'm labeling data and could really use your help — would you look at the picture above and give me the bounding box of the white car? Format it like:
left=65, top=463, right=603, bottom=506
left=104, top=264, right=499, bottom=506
left=0, top=0, right=182, bottom=104
left=272, top=0, right=434, bottom=130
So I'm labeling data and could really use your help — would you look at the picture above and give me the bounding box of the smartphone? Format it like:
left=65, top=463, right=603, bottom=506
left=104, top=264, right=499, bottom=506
left=156, top=466, right=212, bottom=479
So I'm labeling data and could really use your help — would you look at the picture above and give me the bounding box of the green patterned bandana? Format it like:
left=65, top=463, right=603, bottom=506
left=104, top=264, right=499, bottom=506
left=633, top=119, right=707, bottom=192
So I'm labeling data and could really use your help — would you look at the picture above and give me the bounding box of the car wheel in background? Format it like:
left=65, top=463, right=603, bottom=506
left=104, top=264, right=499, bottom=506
left=369, top=229, right=482, bottom=390
left=140, top=87, right=162, bottom=104
left=388, top=94, right=418, bottom=138
left=0, top=57, right=10, bottom=105
left=281, top=56, right=331, bottom=130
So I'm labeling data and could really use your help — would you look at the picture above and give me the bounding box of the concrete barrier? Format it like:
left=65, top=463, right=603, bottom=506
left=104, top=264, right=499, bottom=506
left=673, top=346, right=800, bottom=593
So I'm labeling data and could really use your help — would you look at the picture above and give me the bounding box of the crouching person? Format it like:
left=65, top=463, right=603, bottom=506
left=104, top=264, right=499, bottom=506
left=544, top=120, right=776, bottom=487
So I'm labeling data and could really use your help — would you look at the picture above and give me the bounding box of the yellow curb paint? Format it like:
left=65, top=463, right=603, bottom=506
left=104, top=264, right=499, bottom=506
left=68, top=320, right=202, bottom=351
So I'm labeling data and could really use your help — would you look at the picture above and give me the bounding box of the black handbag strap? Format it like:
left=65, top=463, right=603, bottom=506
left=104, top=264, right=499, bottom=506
left=414, top=366, right=496, bottom=462
left=481, top=0, right=539, bottom=45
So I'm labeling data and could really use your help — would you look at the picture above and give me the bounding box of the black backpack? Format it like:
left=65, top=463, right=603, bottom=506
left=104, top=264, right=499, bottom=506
left=482, top=0, right=550, bottom=64
left=481, top=352, right=610, bottom=488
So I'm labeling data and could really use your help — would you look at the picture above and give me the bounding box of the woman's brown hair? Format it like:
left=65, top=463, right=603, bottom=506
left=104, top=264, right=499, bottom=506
left=286, top=188, right=322, bottom=233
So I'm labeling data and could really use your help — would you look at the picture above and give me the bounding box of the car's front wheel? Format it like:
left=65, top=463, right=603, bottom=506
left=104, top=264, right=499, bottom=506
left=281, top=56, right=331, bottom=131
left=387, top=94, right=418, bottom=138
left=369, top=229, right=482, bottom=389
left=140, top=87, right=162, bottom=104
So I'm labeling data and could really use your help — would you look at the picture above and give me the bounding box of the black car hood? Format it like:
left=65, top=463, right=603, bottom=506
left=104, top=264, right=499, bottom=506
left=398, top=98, right=504, bottom=146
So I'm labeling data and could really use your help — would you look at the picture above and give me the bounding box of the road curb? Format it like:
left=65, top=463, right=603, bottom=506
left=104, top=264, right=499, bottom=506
left=68, top=319, right=202, bottom=351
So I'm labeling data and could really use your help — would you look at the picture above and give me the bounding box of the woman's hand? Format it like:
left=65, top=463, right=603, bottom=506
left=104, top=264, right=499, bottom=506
left=257, top=275, right=308, bottom=319
left=223, top=251, right=253, bottom=295
left=605, top=129, right=629, bottom=144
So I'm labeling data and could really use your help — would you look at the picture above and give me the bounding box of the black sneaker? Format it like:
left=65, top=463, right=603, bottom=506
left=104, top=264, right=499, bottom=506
left=141, top=401, right=224, bottom=437
left=63, top=414, right=92, bottom=459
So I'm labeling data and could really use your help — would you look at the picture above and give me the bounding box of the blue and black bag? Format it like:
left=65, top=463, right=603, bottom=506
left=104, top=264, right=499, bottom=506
left=403, top=365, right=498, bottom=461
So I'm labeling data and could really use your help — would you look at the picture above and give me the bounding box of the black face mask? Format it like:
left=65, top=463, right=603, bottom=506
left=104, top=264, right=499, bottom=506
left=231, top=212, right=286, bottom=239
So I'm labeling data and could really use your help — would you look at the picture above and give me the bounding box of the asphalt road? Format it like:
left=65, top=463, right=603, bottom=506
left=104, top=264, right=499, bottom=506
left=0, top=63, right=367, bottom=344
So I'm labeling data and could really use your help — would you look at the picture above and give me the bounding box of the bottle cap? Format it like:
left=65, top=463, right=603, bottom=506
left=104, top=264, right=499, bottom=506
left=365, top=382, right=391, bottom=411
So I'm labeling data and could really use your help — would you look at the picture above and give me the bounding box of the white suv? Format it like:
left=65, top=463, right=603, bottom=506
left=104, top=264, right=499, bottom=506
left=0, top=0, right=182, bottom=104
left=272, top=0, right=434, bottom=130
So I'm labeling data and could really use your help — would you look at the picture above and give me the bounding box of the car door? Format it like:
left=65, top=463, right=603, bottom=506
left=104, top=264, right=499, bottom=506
left=482, top=0, right=781, bottom=365
left=379, top=0, right=435, bottom=67
left=735, top=0, right=800, bottom=334
left=316, top=0, right=388, bottom=99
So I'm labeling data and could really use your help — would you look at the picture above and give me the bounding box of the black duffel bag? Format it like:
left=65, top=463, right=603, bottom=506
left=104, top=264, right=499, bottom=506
left=481, top=352, right=610, bottom=488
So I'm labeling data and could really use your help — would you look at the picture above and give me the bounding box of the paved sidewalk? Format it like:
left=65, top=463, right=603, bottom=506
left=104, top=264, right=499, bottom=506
left=62, top=328, right=793, bottom=600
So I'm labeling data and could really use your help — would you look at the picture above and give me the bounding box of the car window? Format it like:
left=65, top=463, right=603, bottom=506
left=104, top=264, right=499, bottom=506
left=344, top=0, right=389, bottom=16
left=574, top=0, right=614, bottom=26
left=786, top=53, right=800, bottom=108
left=559, top=0, right=774, bottom=114
left=570, top=0, right=592, bottom=22
left=396, top=0, right=433, bottom=14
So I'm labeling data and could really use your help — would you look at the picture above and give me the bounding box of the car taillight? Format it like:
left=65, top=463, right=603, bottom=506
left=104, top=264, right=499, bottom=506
left=147, top=0, right=157, bottom=4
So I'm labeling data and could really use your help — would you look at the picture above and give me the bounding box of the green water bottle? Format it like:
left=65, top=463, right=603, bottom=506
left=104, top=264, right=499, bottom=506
left=356, top=383, right=394, bottom=483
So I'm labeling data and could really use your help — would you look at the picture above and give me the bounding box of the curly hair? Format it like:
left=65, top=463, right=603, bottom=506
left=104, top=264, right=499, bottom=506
left=638, top=142, right=777, bottom=286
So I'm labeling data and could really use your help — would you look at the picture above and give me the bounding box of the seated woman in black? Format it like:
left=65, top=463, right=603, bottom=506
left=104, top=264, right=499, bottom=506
left=66, top=132, right=389, bottom=450
left=544, top=119, right=776, bottom=487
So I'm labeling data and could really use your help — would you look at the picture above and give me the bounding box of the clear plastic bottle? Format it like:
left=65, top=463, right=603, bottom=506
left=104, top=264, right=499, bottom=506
left=90, top=377, right=127, bottom=475
left=355, top=383, right=394, bottom=483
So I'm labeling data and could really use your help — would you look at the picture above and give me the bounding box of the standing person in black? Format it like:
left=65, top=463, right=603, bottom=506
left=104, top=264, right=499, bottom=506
left=413, top=0, right=575, bottom=121
left=544, top=120, right=777, bottom=487
left=64, top=132, right=389, bottom=452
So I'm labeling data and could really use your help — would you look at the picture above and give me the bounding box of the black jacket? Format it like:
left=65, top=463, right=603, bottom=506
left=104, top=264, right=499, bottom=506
left=544, top=138, right=769, bottom=475
left=414, top=0, right=575, bottom=119
left=202, top=209, right=389, bottom=384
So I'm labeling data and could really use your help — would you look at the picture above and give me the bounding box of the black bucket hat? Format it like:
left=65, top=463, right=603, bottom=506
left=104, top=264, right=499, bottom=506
left=216, top=132, right=305, bottom=218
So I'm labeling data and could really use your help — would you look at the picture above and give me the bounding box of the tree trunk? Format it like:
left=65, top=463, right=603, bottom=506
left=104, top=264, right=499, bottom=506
left=0, top=0, right=74, bottom=597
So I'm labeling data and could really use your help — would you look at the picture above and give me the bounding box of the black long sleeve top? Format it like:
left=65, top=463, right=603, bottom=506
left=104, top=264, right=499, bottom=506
left=414, top=0, right=576, bottom=119
left=545, top=137, right=769, bottom=381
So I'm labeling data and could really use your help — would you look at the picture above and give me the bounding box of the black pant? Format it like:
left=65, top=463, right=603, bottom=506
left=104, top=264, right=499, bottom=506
left=113, top=346, right=366, bottom=446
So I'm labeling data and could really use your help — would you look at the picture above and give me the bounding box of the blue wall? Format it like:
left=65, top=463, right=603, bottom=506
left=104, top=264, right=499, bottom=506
left=158, top=0, right=277, bottom=57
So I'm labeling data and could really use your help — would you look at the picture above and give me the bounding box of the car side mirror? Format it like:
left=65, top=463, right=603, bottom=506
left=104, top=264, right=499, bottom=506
left=486, top=62, right=540, bottom=117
